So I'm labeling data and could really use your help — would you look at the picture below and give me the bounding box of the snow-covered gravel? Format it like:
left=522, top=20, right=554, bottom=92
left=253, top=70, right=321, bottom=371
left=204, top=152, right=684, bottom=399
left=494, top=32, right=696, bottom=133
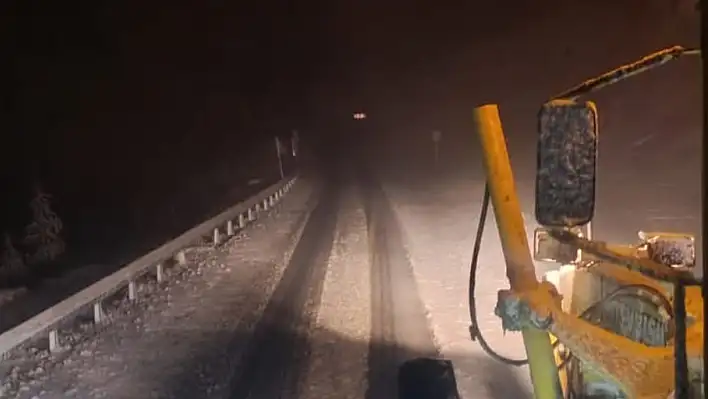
left=299, top=184, right=371, bottom=399
left=0, top=178, right=318, bottom=399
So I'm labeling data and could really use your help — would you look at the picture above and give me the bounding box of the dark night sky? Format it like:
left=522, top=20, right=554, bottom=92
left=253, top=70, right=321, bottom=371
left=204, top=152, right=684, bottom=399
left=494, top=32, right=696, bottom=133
left=4, top=1, right=693, bottom=174
left=0, top=0, right=699, bottom=259
left=2, top=0, right=527, bottom=213
left=5, top=1, right=328, bottom=177
left=2, top=1, right=339, bottom=231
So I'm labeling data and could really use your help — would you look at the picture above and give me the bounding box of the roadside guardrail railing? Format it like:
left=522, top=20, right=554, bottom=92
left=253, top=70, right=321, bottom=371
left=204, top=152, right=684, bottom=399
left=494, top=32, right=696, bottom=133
left=0, top=175, right=298, bottom=359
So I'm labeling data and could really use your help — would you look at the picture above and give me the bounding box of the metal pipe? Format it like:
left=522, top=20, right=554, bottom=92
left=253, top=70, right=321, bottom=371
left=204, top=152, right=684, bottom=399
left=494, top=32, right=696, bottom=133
left=473, top=104, right=563, bottom=399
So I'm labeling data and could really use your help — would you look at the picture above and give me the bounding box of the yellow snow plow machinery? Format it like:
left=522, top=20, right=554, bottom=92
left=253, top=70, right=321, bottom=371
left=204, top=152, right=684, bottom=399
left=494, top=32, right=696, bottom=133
left=468, top=46, right=703, bottom=398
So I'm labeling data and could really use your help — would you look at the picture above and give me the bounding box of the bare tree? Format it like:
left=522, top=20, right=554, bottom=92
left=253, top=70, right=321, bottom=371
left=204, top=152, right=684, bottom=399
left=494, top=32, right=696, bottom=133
left=23, top=185, right=65, bottom=266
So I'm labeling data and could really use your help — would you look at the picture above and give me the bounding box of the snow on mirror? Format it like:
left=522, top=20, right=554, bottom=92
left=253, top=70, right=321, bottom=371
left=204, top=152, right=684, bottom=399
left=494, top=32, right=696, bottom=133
left=535, top=99, right=598, bottom=228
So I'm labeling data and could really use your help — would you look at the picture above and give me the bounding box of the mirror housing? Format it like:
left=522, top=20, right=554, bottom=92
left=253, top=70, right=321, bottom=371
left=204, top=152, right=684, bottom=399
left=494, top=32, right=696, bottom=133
left=638, top=231, right=696, bottom=269
left=535, top=99, right=599, bottom=228
left=533, top=227, right=580, bottom=264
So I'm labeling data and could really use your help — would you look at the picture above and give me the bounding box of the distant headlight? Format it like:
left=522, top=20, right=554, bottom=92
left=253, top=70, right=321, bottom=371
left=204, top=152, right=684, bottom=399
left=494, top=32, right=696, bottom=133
left=353, top=112, right=366, bottom=120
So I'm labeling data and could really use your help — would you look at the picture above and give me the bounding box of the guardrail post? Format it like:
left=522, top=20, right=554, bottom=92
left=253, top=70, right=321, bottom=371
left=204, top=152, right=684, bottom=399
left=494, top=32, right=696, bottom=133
left=213, top=228, right=221, bottom=245
left=175, top=250, right=187, bottom=265
left=255, top=203, right=261, bottom=213
left=128, top=281, right=137, bottom=301
left=248, top=208, right=255, bottom=221
left=156, top=263, right=164, bottom=282
left=227, top=220, right=234, bottom=236
left=238, top=213, right=246, bottom=228
left=263, top=198, right=269, bottom=211
left=269, top=195, right=275, bottom=207
left=48, top=330, right=60, bottom=353
left=93, top=302, right=104, bottom=324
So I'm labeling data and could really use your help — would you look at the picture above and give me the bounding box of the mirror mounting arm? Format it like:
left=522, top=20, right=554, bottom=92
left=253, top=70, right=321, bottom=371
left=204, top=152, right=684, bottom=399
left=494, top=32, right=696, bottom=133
left=547, top=229, right=701, bottom=286
left=552, top=46, right=700, bottom=101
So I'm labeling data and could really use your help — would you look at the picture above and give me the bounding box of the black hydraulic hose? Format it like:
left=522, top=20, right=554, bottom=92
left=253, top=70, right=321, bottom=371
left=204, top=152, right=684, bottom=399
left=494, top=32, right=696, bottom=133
left=468, top=183, right=528, bottom=366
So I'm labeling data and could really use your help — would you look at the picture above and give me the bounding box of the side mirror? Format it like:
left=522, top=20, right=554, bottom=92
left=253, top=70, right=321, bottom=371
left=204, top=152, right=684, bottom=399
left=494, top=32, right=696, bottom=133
left=535, top=99, right=599, bottom=228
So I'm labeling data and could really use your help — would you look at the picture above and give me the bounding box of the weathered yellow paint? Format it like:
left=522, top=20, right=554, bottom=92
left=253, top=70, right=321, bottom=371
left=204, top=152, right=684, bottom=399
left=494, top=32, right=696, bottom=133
left=541, top=237, right=706, bottom=397
left=515, top=279, right=703, bottom=398
left=473, top=104, right=564, bottom=399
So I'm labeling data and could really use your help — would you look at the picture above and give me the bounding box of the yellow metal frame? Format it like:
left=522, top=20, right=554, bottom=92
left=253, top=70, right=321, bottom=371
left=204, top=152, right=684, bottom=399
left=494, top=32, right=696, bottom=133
left=507, top=274, right=703, bottom=398
left=472, top=104, right=703, bottom=399
left=473, top=104, right=564, bottom=399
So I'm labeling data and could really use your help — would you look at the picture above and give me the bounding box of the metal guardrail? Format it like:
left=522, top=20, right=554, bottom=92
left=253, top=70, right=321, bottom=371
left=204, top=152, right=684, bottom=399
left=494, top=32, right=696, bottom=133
left=0, top=175, right=298, bottom=358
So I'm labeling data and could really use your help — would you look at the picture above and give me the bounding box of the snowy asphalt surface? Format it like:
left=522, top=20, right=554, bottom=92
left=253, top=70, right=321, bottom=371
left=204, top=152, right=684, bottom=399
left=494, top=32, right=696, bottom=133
left=0, top=171, right=468, bottom=399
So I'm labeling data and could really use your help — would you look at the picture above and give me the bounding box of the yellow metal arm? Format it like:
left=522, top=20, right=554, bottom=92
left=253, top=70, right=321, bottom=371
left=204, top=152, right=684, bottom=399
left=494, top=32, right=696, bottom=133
left=496, top=281, right=704, bottom=398
left=473, top=104, right=563, bottom=399
left=549, top=229, right=697, bottom=284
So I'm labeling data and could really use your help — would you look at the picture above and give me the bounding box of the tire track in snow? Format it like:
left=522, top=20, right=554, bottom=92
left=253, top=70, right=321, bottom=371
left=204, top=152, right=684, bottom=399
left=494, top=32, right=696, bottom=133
left=360, top=170, right=439, bottom=399
left=227, top=181, right=340, bottom=398
left=298, top=184, right=371, bottom=399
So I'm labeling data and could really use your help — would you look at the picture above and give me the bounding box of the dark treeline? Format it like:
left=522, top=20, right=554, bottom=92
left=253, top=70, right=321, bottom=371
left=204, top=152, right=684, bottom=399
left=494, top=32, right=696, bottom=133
left=0, top=0, right=333, bottom=269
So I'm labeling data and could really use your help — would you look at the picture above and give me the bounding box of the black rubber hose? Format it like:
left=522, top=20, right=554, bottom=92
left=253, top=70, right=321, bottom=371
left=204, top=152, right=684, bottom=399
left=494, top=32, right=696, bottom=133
left=468, top=183, right=528, bottom=366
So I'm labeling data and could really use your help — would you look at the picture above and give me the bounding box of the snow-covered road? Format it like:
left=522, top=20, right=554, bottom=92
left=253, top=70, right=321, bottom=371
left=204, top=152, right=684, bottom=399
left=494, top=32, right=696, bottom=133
left=381, top=175, right=536, bottom=399
left=0, top=172, right=457, bottom=399
left=3, top=106, right=700, bottom=399
left=4, top=113, right=702, bottom=399
left=1, top=2, right=700, bottom=399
